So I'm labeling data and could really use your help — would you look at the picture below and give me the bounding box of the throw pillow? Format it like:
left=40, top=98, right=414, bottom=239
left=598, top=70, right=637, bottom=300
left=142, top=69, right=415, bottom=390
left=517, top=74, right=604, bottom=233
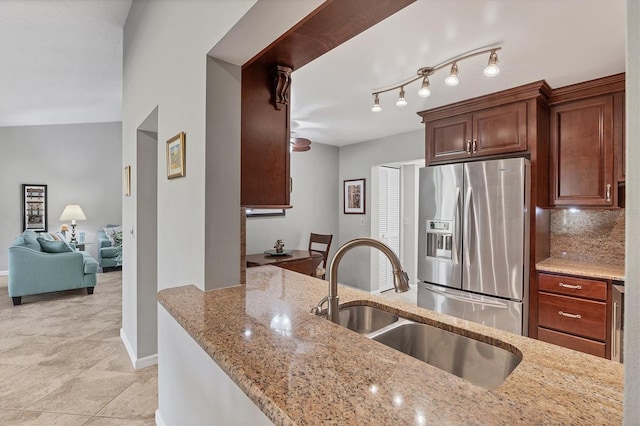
left=22, top=234, right=41, bottom=251
left=37, top=237, right=74, bottom=253
left=104, top=225, right=123, bottom=245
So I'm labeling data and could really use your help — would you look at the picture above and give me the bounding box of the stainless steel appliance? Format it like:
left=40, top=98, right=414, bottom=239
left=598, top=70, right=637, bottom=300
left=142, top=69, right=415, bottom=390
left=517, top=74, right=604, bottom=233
left=417, top=158, right=530, bottom=335
left=611, top=283, right=624, bottom=363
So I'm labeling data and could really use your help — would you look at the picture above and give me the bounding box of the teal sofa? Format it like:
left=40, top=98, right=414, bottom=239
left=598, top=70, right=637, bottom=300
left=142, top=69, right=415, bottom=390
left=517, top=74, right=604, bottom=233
left=8, top=231, right=98, bottom=305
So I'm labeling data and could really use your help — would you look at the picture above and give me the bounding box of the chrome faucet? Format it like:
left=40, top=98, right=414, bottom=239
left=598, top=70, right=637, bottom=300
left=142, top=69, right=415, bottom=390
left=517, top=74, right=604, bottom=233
left=311, top=238, right=410, bottom=323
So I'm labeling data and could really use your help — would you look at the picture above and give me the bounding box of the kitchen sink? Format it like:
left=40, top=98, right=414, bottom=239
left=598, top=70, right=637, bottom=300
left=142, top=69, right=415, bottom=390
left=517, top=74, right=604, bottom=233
left=371, top=322, right=522, bottom=391
left=337, top=305, right=399, bottom=334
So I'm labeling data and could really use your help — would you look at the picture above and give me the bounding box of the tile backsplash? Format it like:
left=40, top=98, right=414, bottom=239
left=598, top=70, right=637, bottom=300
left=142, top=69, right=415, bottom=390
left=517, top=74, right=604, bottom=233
left=550, top=209, right=625, bottom=265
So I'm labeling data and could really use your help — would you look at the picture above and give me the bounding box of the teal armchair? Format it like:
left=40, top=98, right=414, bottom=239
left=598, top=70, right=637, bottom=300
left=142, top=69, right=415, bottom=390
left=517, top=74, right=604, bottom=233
left=97, top=224, right=122, bottom=271
left=8, top=231, right=98, bottom=305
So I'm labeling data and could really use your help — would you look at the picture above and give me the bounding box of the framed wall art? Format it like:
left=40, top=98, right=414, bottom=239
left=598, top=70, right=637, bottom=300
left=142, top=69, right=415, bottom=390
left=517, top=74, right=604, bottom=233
left=124, top=166, right=131, bottom=196
left=343, top=178, right=365, bottom=214
left=22, top=184, right=48, bottom=232
left=166, top=131, right=186, bottom=179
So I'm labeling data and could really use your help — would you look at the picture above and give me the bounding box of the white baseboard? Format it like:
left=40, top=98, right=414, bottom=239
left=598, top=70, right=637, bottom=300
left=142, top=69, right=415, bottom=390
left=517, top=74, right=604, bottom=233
left=0, top=271, right=8, bottom=276
left=120, top=328, right=158, bottom=369
left=155, top=409, right=165, bottom=426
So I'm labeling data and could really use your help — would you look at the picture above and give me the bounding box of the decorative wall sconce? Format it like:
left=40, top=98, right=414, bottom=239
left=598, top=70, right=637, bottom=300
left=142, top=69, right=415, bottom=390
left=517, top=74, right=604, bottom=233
left=370, top=46, right=501, bottom=112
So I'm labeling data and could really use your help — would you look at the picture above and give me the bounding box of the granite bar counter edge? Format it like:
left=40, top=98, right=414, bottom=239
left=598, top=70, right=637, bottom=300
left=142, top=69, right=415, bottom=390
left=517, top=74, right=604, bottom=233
left=157, top=266, right=623, bottom=425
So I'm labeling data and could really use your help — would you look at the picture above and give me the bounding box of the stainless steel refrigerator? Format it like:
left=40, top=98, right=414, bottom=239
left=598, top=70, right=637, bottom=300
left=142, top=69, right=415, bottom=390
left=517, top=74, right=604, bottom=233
left=417, top=157, right=530, bottom=336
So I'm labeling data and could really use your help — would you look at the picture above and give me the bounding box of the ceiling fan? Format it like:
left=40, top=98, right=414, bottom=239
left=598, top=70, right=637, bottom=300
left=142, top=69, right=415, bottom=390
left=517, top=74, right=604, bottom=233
left=290, top=137, right=311, bottom=152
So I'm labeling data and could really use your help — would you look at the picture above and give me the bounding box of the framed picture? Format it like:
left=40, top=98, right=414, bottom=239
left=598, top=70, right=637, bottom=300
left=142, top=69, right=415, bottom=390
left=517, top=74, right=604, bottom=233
left=22, top=184, right=48, bottom=232
left=124, top=166, right=131, bottom=196
left=166, top=131, right=186, bottom=179
left=246, top=208, right=286, bottom=217
left=344, top=178, right=365, bottom=214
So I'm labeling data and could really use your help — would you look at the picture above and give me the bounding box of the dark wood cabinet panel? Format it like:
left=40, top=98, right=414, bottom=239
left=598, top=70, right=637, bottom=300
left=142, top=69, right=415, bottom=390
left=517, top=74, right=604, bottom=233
left=614, top=92, right=625, bottom=182
left=473, top=102, right=527, bottom=156
left=425, top=114, right=472, bottom=163
left=537, top=327, right=606, bottom=358
left=240, top=0, right=415, bottom=207
left=538, top=273, right=607, bottom=301
left=550, top=95, right=615, bottom=206
left=538, top=292, right=607, bottom=341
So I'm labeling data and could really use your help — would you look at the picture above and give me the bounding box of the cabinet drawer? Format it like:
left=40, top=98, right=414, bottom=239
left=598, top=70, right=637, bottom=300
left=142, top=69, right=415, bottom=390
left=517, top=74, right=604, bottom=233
left=538, top=273, right=607, bottom=301
left=538, top=293, right=606, bottom=341
left=538, top=327, right=606, bottom=358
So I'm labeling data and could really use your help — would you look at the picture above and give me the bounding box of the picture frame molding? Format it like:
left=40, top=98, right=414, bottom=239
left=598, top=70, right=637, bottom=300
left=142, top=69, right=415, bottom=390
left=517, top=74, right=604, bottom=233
left=21, top=184, right=48, bottom=232
left=124, top=165, right=131, bottom=196
left=343, top=178, right=366, bottom=215
left=166, top=131, right=186, bottom=179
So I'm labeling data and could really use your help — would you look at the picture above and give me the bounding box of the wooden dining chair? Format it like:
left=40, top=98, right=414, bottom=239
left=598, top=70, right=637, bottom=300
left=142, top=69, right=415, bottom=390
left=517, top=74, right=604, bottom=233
left=308, top=233, right=333, bottom=279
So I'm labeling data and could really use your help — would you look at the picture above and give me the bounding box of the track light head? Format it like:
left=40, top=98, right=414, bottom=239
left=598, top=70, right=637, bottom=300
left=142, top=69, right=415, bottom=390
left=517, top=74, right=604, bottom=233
left=418, top=77, right=431, bottom=98
left=484, top=50, right=500, bottom=77
left=395, top=87, right=407, bottom=107
left=444, top=62, right=459, bottom=86
left=371, top=94, right=382, bottom=112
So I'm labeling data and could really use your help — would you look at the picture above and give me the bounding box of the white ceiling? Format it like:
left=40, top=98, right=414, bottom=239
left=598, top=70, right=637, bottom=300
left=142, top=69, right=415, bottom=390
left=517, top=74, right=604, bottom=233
left=0, top=0, right=131, bottom=127
left=291, top=0, right=627, bottom=146
left=0, top=0, right=626, bottom=148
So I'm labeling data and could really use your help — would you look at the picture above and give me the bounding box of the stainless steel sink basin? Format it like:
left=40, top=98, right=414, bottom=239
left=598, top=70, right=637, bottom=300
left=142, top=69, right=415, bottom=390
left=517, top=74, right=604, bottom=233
left=337, top=305, right=399, bottom=334
left=372, top=322, right=522, bottom=390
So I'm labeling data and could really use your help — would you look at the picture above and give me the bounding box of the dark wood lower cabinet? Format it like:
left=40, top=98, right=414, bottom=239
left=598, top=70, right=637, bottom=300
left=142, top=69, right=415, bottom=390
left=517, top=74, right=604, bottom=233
left=537, top=272, right=610, bottom=359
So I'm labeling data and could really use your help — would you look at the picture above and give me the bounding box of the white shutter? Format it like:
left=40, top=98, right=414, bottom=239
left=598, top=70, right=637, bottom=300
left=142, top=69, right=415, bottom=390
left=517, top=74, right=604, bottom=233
left=378, top=166, right=400, bottom=292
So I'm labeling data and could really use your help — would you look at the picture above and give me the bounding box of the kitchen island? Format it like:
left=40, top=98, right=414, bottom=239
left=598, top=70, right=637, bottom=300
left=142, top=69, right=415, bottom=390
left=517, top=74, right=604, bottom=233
left=157, top=266, right=623, bottom=425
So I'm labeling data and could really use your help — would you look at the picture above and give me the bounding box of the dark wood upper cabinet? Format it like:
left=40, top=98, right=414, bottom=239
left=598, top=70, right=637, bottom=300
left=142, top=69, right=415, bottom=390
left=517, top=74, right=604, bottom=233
left=550, top=95, right=615, bottom=207
left=473, top=102, right=528, bottom=156
left=420, top=82, right=548, bottom=166
left=547, top=73, right=625, bottom=208
left=425, top=114, right=472, bottom=163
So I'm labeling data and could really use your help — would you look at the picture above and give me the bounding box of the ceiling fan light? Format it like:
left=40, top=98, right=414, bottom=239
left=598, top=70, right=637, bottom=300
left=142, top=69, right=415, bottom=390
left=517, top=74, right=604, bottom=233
left=484, top=50, right=500, bottom=77
left=444, top=62, right=459, bottom=86
left=417, top=77, right=431, bottom=97
left=371, top=94, right=382, bottom=112
left=395, top=87, right=407, bottom=107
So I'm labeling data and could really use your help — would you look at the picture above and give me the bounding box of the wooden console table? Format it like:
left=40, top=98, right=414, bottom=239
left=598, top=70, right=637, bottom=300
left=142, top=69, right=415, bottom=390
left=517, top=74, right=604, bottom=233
left=246, top=250, right=323, bottom=276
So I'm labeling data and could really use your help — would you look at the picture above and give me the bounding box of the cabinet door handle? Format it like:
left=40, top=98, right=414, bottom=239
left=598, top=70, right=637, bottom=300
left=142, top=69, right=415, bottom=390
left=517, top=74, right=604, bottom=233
left=466, top=140, right=471, bottom=155
left=558, top=311, right=582, bottom=319
left=606, top=184, right=612, bottom=202
left=472, top=139, right=477, bottom=153
left=559, top=282, right=582, bottom=290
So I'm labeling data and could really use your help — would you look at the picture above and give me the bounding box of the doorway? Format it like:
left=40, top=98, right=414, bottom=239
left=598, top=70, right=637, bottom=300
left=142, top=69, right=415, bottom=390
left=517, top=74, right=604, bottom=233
left=376, top=166, right=400, bottom=292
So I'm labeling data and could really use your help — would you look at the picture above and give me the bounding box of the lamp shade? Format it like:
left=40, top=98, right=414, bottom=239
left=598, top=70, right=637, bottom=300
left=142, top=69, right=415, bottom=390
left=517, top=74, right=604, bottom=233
left=60, top=204, right=87, bottom=221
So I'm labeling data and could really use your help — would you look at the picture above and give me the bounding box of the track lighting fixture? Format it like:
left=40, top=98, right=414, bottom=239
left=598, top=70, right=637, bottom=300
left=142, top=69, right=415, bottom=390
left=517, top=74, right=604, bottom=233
left=395, top=87, right=407, bottom=107
left=444, top=62, right=459, bottom=86
left=418, top=77, right=431, bottom=97
left=370, top=45, right=501, bottom=112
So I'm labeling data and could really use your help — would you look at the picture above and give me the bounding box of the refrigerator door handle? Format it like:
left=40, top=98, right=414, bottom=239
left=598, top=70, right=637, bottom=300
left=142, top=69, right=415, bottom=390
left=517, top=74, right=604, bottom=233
left=463, top=187, right=473, bottom=266
left=452, top=187, right=461, bottom=265
left=425, top=285, right=508, bottom=309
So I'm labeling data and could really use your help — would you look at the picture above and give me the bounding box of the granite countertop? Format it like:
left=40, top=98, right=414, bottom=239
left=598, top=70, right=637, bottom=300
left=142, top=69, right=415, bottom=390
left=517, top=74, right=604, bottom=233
left=158, top=266, right=623, bottom=425
left=536, top=257, right=625, bottom=281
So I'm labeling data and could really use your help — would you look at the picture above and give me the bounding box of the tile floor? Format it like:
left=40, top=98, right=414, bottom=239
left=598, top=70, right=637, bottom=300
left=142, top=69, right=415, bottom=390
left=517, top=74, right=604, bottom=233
left=0, top=271, right=157, bottom=425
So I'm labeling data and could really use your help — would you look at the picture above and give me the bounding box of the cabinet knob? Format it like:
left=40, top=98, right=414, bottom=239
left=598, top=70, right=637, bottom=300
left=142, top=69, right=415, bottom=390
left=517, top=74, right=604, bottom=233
left=466, top=140, right=471, bottom=155
left=606, top=184, right=612, bottom=202
left=472, top=139, right=477, bottom=153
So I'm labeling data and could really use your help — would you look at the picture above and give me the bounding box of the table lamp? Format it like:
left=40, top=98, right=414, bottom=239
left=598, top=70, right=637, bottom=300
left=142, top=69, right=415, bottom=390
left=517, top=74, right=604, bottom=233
left=60, top=204, right=87, bottom=243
